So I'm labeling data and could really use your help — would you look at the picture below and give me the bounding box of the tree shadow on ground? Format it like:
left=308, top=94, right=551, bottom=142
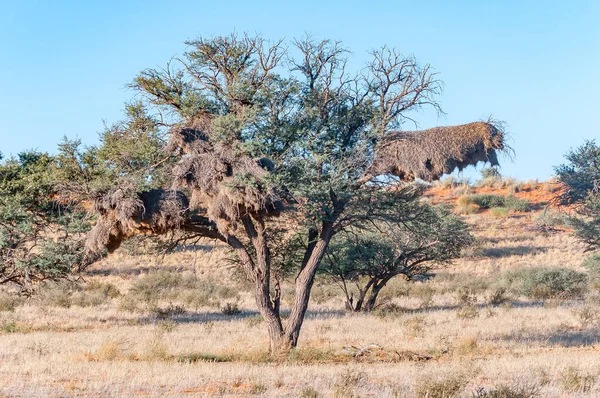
left=132, top=308, right=348, bottom=326
left=493, top=326, right=600, bottom=348
left=480, top=245, right=547, bottom=258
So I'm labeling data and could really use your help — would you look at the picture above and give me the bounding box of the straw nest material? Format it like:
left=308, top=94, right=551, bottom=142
left=366, top=121, right=506, bottom=181
left=86, top=185, right=190, bottom=253
left=168, top=117, right=283, bottom=235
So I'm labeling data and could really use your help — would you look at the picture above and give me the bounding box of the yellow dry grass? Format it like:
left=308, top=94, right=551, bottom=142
left=0, top=205, right=599, bottom=397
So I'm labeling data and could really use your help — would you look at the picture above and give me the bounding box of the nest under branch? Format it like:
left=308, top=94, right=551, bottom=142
left=365, top=121, right=507, bottom=182
left=86, top=186, right=222, bottom=254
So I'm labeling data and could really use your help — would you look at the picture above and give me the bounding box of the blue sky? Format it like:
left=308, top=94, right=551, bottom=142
left=1, top=0, right=598, bottom=180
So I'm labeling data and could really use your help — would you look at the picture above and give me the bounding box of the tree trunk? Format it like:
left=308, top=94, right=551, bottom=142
left=352, top=278, right=376, bottom=312
left=363, top=276, right=393, bottom=312
left=282, top=225, right=334, bottom=349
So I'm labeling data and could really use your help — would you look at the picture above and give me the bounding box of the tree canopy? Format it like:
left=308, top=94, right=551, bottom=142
left=63, top=33, right=507, bottom=355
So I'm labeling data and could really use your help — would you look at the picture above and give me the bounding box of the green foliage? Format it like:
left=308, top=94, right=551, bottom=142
left=481, top=167, right=501, bottom=179
left=555, top=141, right=600, bottom=251
left=504, top=267, right=588, bottom=300
left=466, top=194, right=530, bottom=212
left=582, top=253, right=600, bottom=275
left=0, top=151, right=89, bottom=291
left=555, top=140, right=600, bottom=205
left=119, top=271, right=238, bottom=314
left=322, top=201, right=473, bottom=311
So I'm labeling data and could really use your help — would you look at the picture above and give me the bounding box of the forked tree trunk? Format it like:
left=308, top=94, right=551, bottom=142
left=362, top=275, right=394, bottom=312
left=232, top=214, right=336, bottom=358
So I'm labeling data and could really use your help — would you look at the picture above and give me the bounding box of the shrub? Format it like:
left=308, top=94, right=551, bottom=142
left=490, top=207, right=509, bottom=218
left=582, top=253, right=600, bottom=275
left=71, top=282, right=121, bottom=307
left=503, top=196, right=531, bottom=212
left=456, top=305, right=479, bottom=319
left=559, top=366, right=596, bottom=393
left=467, top=194, right=530, bottom=212
left=440, top=176, right=458, bottom=188
left=121, top=271, right=238, bottom=314
left=504, top=267, right=588, bottom=300
left=0, top=292, right=19, bottom=312
left=373, top=303, right=405, bottom=319
left=299, top=387, right=320, bottom=398
left=333, top=369, right=367, bottom=398
left=416, top=371, right=470, bottom=398
left=221, top=302, right=241, bottom=316
left=471, top=380, right=542, bottom=398
left=486, top=286, right=510, bottom=306
left=481, top=167, right=501, bottom=179
left=151, top=304, right=186, bottom=319
left=571, top=305, right=599, bottom=328
left=36, top=282, right=74, bottom=308
left=456, top=196, right=479, bottom=215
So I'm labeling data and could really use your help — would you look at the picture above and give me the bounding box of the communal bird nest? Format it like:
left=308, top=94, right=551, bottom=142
left=86, top=185, right=189, bottom=253
left=366, top=121, right=507, bottom=182
left=168, top=117, right=283, bottom=235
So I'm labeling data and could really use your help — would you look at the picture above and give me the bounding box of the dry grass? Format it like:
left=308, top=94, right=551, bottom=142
left=1, top=196, right=600, bottom=397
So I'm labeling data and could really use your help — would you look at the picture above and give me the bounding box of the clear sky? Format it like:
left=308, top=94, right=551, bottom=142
left=1, top=0, right=598, bottom=180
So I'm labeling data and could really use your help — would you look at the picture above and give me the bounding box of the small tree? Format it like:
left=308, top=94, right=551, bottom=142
left=555, top=140, right=600, bottom=205
left=555, top=140, right=600, bottom=250
left=0, top=151, right=89, bottom=291
left=81, top=33, right=506, bottom=356
left=322, top=201, right=472, bottom=312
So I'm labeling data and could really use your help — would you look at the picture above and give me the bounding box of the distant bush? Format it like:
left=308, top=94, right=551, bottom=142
left=456, top=195, right=479, bottom=215
left=468, top=194, right=530, bottom=212
left=559, top=366, right=596, bottom=393
left=582, top=253, right=600, bottom=275
left=472, top=380, right=542, bottom=398
left=490, top=207, right=509, bottom=218
left=504, top=267, right=588, bottom=300
left=71, top=281, right=121, bottom=307
left=416, top=371, right=470, bottom=398
left=481, top=167, right=501, bottom=179
left=221, top=302, right=241, bottom=316
left=0, top=291, right=20, bottom=312
left=120, top=271, right=238, bottom=314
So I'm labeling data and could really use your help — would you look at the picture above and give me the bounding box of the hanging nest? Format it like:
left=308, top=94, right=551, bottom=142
left=366, top=121, right=507, bottom=182
left=168, top=116, right=283, bottom=235
left=86, top=185, right=190, bottom=253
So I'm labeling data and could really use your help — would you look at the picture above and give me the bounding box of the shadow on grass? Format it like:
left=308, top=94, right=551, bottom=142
left=493, top=326, right=600, bottom=348
left=480, top=245, right=547, bottom=258
left=135, top=308, right=347, bottom=325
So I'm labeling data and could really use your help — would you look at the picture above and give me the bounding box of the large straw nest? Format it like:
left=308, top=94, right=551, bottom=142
left=168, top=116, right=282, bottom=235
left=86, top=184, right=189, bottom=253
left=366, top=121, right=506, bottom=181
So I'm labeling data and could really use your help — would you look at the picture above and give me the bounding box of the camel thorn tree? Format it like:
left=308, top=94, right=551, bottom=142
left=82, top=33, right=507, bottom=356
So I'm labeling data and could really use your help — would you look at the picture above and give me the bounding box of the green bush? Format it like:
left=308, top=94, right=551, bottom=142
left=490, top=207, right=509, bottom=218
left=71, top=281, right=121, bottom=307
left=467, top=194, right=530, bottom=212
left=582, top=253, right=600, bottom=275
left=504, top=267, right=588, bottom=300
left=120, top=271, right=238, bottom=313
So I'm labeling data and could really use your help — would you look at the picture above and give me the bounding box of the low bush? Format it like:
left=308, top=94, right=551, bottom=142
left=504, top=267, right=588, bottom=300
left=415, top=371, right=470, bottom=398
left=221, top=302, right=241, bottom=316
left=0, top=291, right=20, bottom=312
left=467, top=194, right=530, bottom=212
left=471, top=380, right=542, bottom=398
left=559, top=366, right=596, bottom=393
left=490, top=207, right=509, bottom=218
left=582, top=253, right=600, bottom=275
left=119, top=271, right=238, bottom=314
